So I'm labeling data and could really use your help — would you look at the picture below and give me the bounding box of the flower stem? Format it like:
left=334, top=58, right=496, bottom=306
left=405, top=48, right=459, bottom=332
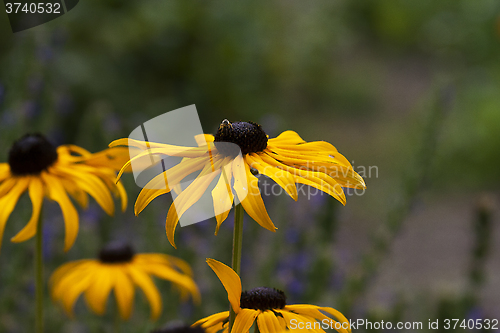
left=114, top=309, right=121, bottom=333
left=228, top=203, right=244, bottom=331
left=35, top=217, right=44, bottom=333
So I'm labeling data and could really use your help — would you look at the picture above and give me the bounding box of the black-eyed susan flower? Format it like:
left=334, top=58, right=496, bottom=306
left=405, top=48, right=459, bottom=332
left=0, top=133, right=129, bottom=252
left=111, top=120, right=365, bottom=248
left=193, top=259, right=351, bottom=333
left=49, top=242, right=201, bottom=320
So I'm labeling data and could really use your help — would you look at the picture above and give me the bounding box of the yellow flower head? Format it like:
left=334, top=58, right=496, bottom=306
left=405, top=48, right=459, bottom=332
left=49, top=242, right=201, bottom=320
left=193, top=259, right=351, bottom=333
left=0, top=133, right=129, bottom=252
left=111, top=120, right=366, bottom=248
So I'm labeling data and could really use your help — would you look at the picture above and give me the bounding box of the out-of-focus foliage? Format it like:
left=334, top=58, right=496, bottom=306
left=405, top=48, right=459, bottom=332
left=1, top=0, right=500, bottom=332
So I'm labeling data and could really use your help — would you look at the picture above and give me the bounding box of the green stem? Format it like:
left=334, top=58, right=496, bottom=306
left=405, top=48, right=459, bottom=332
left=35, top=217, right=44, bottom=333
left=228, top=204, right=244, bottom=331
left=114, top=309, right=121, bottom=333
left=254, top=322, right=260, bottom=333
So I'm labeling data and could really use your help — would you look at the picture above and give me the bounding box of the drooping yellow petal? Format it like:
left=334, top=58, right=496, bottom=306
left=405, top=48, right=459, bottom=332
left=269, top=140, right=339, bottom=153
left=60, top=178, right=89, bottom=209
left=0, top=176, right=17, bottom=198
left=77, top=147, right=133, bottom=171
left=277, top=309, right=323, bottom=333
left=0, top=163, right=11, bottom=182
left=52, top=165, right=115, bottom=216
left=232, top=308, right=259, bottom=333
left=268, top=130, right=306, bottom=145
left=114, top=268, right=135, bottom=320
left=316, top=306, right=351, bottom=333
left=11, top=177, right=44, bottom=243
left=50, top=260, right=89, bottom=289
left=194, top=133, right=215, bottom=146
left=57, top=145, right=91, bottom=158
left=285, top=305, right=347, bottom=333
left=115, top=180, right=128, bottom=212
left=0, top=177, right=30, bottom=252
left=135, top=155, right=210, bottom=215
left=245, top=154, right=298, bottom=201
left=135, top=253, right=193, bottom=277
left=84, top=265, right=115, bottom=315
left=257, top=310, right=284, bottom=333
left=232, top=156, right=276, bottom=232
left=138, top=261, right=200, bottom=304
left=206, top=258, right=241, bottom=312
left=42, top=172, right=79, bottom=252
left=263, top=150, right=365, bottom=189
left=258, top=152, right=347, bottom=204
left=52, top=261, right=96, bottom=316
left=166, top=163, right=221, bottom=248
left=126, top=265, right=162, bottom=320
left=211, top=158, right=234, bottom=234
left=192, top=311, right=229, bottom=329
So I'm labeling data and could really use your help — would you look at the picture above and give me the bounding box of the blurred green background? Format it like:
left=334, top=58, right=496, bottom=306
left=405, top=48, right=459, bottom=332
left=1, top=0, right=500, bottom=332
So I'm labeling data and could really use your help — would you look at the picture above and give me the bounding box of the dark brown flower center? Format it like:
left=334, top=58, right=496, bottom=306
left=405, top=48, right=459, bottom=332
left=8, top=133, right=58, bottom=176
left=214, top=120, right=268, bottom=156
left=240, top=287, right=287, bottom=311
left=151, top=324, right=205, bottom=333
left=98, top=242, right=135, bottom=263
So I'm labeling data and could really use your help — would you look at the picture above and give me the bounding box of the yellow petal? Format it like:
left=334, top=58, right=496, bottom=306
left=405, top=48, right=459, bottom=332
left=246, top=154, right=297, bottom=201
left=0, top=176, right=17, bottom=198
left=114, top=269, right=135, bottom=320
left=60, top=179, right=89, bottom=209
left=0, top=163, right=12, bottom=182
left=49, top=260, right=88, bottom=289
left=192, top=311, right=229, bottom=329
left=232, top=157, right=276, bottom=232
left=316, top=306, right=351, bottom=333
left=268, top=131, right=305, bottom=145
left=79, top=147, right=133, bottom=171
left=11, top=177, right=44, bottom=242
left=0, top=177, right=30, bottom=252
left=257, top=310, right=283, bottom=333
left=42, top=173, right=79, bottom=252
left=194, top=134, right=215, bottom=146
left=115, top=180, right=128, bottom=212
left=126, top=265, right=162, bottom=320
left=52, top=165, right=115, bottom=216
left=166, top=163, right=221, bottom=248
left=206, top=258, right=241, bottom=312
left=232, top=308, right=258, bottom=333
left=84, top=265, right=114, bottom=315
left=135, top=156, right=209, bottom=215
left=277, top=310, right=323, bottom=333
left=258, top=152, right=346, bottom=204
left=139, top=261, right=200, bottom=304
left=211, top=159, right=234, bottom=234
left=135, top=253, right=193, bottom=276
left=51, top=261, right=95, bottom=317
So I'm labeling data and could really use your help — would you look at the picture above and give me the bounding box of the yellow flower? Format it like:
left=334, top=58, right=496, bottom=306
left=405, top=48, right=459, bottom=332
left=193, top=259, right=351, bottom=333
left=49, top=242, right=201, bottom=320
left=0, top=133, right=129, bottom=252
left=111, top=120, right=365, bottom=248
